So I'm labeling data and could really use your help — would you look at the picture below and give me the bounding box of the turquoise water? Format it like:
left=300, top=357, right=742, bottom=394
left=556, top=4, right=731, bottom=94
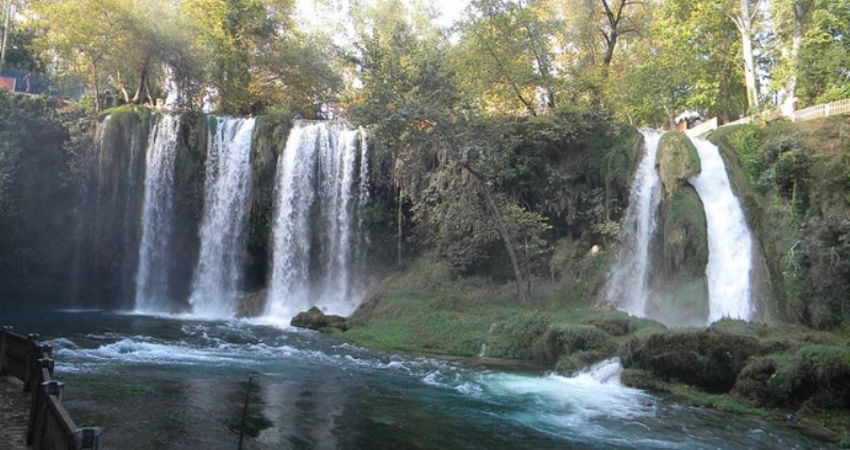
left=0, top=310, right=830, bottom=449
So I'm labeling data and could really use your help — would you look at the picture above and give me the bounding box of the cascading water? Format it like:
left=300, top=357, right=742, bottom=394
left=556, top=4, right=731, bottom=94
left=188, top=117, right=255, bottom=318
left=604, top=129, right=663, bottom=317
left=265, top=121, right=369, bottom=322
left=688, top=137, right=754, bottom=321
left=119, top=118, right=142, bottom=307
left=134, top=114, right=181, bottom=312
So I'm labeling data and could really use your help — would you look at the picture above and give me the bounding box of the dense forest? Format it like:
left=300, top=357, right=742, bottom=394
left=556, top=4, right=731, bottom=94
left=0, top=0, right=846, bottom=120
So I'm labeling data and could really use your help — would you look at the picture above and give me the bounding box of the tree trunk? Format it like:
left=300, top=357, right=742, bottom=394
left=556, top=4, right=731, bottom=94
left=782, top=2, right=805, bottom=116
left=144, top=76, right=154, bottom=107
left=480, top=186, right=529, bottom=303
left=396, top=185, right=404, bottom=267
left=734, top=0, right=760, bottom=111
left=91, top=64, right=101, bottom=113
left=120, top=85, right=131, bottom=105
left=132, top=67, right=148, bottom=105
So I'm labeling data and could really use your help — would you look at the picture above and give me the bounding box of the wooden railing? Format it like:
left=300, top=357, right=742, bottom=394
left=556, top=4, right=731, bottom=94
left=0, top=326, right=101, bottom=450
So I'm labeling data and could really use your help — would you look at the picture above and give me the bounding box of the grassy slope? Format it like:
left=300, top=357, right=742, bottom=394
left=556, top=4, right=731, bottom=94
left=344, top=253, right=663, bottom=362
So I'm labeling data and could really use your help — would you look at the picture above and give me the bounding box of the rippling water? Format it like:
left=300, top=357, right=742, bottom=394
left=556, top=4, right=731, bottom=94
left=0, top=310, right=828, bottom=449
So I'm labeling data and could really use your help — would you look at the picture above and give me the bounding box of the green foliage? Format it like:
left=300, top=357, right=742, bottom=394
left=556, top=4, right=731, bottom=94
left=726, top=125, right=766, bottom=182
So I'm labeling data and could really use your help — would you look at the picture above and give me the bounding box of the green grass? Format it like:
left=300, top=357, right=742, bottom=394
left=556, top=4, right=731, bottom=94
left=344, top=253, right=663, bottom=363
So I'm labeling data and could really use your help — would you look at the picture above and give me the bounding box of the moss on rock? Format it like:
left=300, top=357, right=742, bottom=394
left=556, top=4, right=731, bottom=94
left=619, top=324, right=764, bottom=392
left=657, top=131, right=701, bottom=197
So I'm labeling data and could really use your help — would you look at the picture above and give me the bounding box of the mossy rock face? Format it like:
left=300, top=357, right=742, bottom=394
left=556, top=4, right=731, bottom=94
left=243, top=115, right=290, bottom=291
left=620, top=325, right=764, bottom=392
left=734, top=345, right=850, bottom=410
left=660, top=186, right=708, bottom=278
left=531, top=324, right=617, bottom=363
left=645, top=134, right=710, bottom=327
left=647, top=185, right=709, bottom=326
left=168, top=112, right=208, bottom=307
left=657, top=131, right=701, bottom=197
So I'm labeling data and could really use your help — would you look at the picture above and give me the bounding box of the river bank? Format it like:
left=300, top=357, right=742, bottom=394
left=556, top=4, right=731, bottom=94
left=331, top=254, right=850, bottom=447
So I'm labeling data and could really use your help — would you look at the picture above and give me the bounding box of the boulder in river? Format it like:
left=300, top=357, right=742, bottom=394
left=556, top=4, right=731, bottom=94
left=291, top=307, right=348, bottom=332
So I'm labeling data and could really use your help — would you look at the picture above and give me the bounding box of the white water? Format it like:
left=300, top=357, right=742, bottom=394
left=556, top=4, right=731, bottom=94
left=605, top=129, right=663, bottom=317
left=265, top=121, right=369, bottom=322
left=188, top=117, right=256, bottom=318
left=688, top=137, right=754, bottom=322
left=134, top=114, right=181, bottom=312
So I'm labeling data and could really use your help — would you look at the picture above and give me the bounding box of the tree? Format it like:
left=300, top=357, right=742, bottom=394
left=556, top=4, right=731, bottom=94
left=598, top=0, right=642, bottom=72
left=454, top=0, right=557, bottom=115
left=183, top=0, right=341, bottom=114
left=352, top=0, right=549, bottom=302
left=727, top=0, right=762, bottom=111
left=773, top=0, right=813, bottom=115
left=794, top=0, right=850, bottom=105
left=29, top=0, right=199, bottom=110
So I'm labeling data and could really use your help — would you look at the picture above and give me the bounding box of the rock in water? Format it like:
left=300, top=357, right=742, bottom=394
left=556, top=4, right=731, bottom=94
left=236, top=290, right=268, bottom=318
left=290, top=307, right=348, bottom=331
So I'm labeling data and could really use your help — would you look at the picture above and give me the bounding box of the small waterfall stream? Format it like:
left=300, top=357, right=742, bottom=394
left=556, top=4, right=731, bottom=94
left=266, top=121, right=369, bottom=322
left=134, top=114, right=181, bottom=312
left=688, top=137, right=754, bottom=321
left=605, top=129, right=663, bottom=317
left=189, top=117, right=255, bottom=317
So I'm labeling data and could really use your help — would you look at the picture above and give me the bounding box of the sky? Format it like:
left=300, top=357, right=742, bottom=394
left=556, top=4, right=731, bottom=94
left=295, top=0, right=471, bottom=36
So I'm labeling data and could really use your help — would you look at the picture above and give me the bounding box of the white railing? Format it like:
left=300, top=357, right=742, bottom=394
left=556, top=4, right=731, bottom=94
left=792, top=98, right=850, bottom=122
left=685, top=117, right=718, bottom=138
left=683, top=97, right=850, bottom=136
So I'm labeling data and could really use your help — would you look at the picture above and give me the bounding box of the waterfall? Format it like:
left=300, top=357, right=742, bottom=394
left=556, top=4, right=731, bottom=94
left=189, top=117, right=255, bottom=318
left=134, top=114, right=181, bottom=312
left=605, top=129, right=663, bottom=317
left=119, top=118, right=142, bottom=308
left=265, top=121, right=369, bottom=322
left=688, top=137, right=754, bottom=321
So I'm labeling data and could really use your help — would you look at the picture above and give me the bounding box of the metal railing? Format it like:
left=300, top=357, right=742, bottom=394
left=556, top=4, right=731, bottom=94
left=0, top=326, right=101, bottom=450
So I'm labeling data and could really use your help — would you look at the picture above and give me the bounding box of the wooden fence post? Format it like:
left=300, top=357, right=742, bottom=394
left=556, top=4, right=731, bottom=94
left=27, top=358, right=54, bottom=445
left=23, top=333, right=39, bottom=392
left=74, top=427, right=102, bottom=450
left=33, top=380, right=63, bottom=450
left=0, top=325, right=11, bottom=375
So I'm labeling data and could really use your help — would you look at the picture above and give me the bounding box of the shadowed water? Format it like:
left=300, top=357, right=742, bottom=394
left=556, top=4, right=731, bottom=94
left=0, top=310, right=829, bottom=450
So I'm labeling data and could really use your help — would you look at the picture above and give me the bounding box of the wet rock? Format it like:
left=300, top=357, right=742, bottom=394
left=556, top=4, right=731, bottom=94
left=656, top=131, right=701, bottom=197
left=291, top=307, right=348, bottom=332
left=236, top=290, right=267, bottom=318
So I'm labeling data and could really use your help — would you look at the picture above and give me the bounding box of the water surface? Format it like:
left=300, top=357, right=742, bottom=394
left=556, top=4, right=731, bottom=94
left=0, top=310, right=828, bottom=449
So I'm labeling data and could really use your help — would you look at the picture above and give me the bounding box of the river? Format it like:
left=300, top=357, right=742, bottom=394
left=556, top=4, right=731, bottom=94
left=0, top=310, right=828, bottom=449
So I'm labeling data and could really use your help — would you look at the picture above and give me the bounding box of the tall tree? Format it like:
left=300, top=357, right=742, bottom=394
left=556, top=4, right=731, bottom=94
left=776, top=1, right=811, bottom=115
left=454, top=0, right=557, bottom=115
left=728, top=0, right=762, bottom=110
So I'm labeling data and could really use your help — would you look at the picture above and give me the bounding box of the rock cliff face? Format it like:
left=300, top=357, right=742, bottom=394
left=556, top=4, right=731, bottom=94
left=648, top=132, right=709, bottom=326
left=0, top=92, right=79, bottom=308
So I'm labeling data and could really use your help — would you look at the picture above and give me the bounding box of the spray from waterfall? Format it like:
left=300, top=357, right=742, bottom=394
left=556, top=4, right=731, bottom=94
left=688, top=137, right=754, bottom=321
left=189, top=117, right=255, bottom=317
left=605, top=129, right=663, bottom=317
left=265, top=121, right=369, bottom=322
left=134, top=114, right=181, bottom=312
